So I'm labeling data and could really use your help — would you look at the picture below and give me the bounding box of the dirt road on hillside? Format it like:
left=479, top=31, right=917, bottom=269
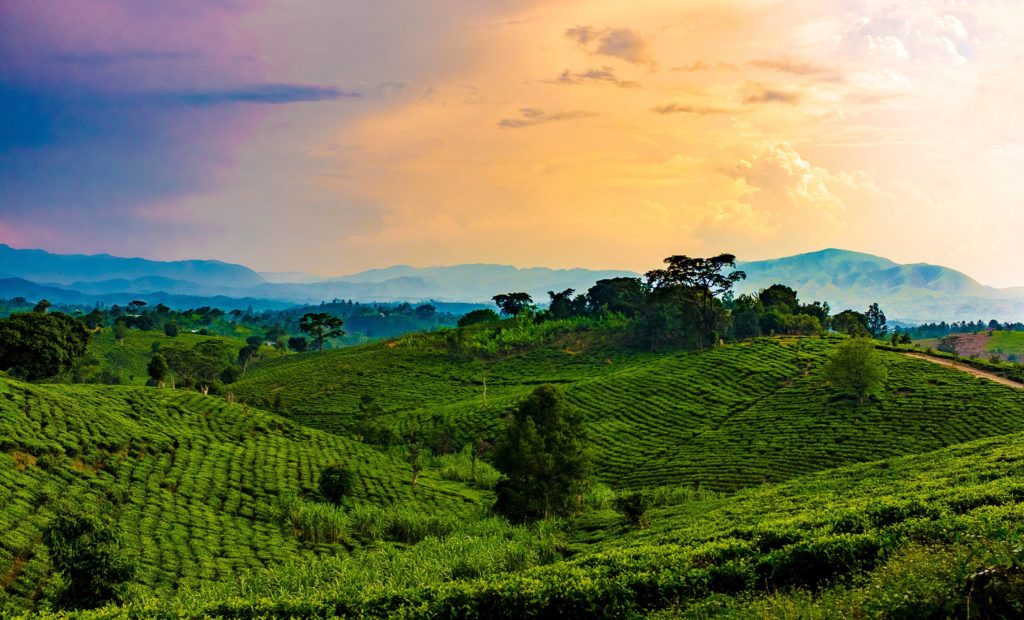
left=902, top=353, right=1023, bottom=390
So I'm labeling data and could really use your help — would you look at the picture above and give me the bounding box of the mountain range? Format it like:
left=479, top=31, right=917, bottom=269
left=0, top=244, right=1021, bottom=322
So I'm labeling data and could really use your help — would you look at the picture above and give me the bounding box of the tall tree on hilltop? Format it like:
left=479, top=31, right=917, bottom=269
left=492, top=292, right=534, bottom=317
left=645, top=254, right=746, bottom=349
left=299, top=312, right=345, bottom=351
left=866, top=303, right=888, bottom=339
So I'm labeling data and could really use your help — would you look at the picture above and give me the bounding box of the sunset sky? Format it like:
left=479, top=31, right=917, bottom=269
left=2, top=1, right=1023, bottom=286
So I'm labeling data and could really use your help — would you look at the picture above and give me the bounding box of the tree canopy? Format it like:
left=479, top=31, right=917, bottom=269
left=823, top=338, right=887, bottom=405
left=493, top=384, right=589, bottom=522
left=492, top=292, right=534, bottom=317
left=0, top=312, right=91, bottom=380
left=645, top=254, right=746, bottom=349
left=299, top=313, right=345, bottom=351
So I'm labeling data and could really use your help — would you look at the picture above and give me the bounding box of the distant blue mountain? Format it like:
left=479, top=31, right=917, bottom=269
left=1, top=245, right=1021, bottom=322
left=0, top=244, right=265, bottom=287
left=735, top=249, right=1024, bottom=323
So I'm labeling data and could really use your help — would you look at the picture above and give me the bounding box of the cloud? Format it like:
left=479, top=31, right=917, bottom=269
left=742, top=85, right=802, bottom=105
left=551, top=66, right=640, bottom=88
left=695, top=144, right=851, bottom=249
left=498, top=108, right=595, bottom=128
left=671, top=61, right=738, bottom=72
left=171, top=83, right=361, bottom=106
left=652, top=102, right=731, bottom=115
left=565, top=26, right=653, bottom=65
left=748, top=57, right=841, bottom=81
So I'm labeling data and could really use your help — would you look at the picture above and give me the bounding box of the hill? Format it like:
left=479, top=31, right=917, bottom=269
left=737, top=248, right=1024, bottom=322
left=234, top=330, right=1024, bottom=491
left=0, top=244, right=264, bottom=288
left=6, top=329, right=1024, bottom=616
left=0, top=376, right=487, bottom=614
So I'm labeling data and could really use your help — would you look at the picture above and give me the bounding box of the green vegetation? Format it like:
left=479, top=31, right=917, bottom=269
left=824, top=337, right=886, bottom=404
left=989, top=330, right=1024, bottom=362
left=0, top=312, right=90, bottom=380
left=5, top=253, right=1024, bottom=616
left=493, top=385, right=589, bottom=522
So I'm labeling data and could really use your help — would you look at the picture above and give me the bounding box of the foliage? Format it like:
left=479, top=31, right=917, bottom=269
left=645, top=254, right=746, bottom=349
left=492, top=292, right=534, bottom=317
left=866, top=302, right=888, bottom=339
left=299, top=312, right=345, bottom=351
left=586, top=277, right=647, bottom=318
left=832, top=309, right=870, bottom=337
left=493, top=385, right=590, bottom=521
left=42, top=505, right=136, bottom=610
left=146, top=353, right=168, bottom=385
left=318, top=465, right=356, bottom=504
left=457, top=308, right=500, bottom=327
left=824, top=338, right=887, bottom=404
left=0, top=312, right=91, bottom=380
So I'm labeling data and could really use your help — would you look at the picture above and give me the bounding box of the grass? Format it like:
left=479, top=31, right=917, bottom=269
left=236, top=333, right=1024, bottom=491
left=988, top=330, right=1024, bottom=362
left=8, top=327, right=1024, bottom=616
left=0, top=376, right=485, bottom=614
left=71, top=329, right=254, bottom=386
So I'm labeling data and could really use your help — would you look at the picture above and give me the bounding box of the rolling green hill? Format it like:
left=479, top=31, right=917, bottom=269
left=235, top=333, right=1024, bottom=491
left=0, top=377, right=485, bottom=614
left=7, top=329, right=1024, bottom=617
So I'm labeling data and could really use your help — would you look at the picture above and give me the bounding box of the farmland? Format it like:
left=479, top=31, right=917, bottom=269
left=5, top=327, right=1024, bottom=617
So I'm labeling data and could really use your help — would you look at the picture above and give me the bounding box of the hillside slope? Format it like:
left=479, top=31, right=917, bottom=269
left=235, top=333, right=1024, bottom=491
left=0, top=378, right=483, bottom=613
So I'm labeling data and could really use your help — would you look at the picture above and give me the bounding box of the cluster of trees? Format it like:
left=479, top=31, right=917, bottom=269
left=902, top=319, right=1024, bottom=341
left=480, top=254, right=891, bottom=352
left=0, top=307, right=91, bottom=380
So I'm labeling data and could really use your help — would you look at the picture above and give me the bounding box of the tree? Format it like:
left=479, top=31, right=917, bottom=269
left=414, top=304, right=437, bottom=320
left=43, top=506, right=136, bottom=610
left=163, top=321, right=179, bottom=338
left=33, top=299, right=52, bottom=314
left=546, top=289, right=587, bottom=320
left=758, top=284, right=799, bottom=314
left=113, top=319, right=128, bottom=344
left=147, top=353, right=169, bottom=386
left=319, top=465, right=355, bottom=504
left=492, top=292, right=534, bottom=317
left=0, top=312, right=91, bottom=380
left=586, top=277, right=646, bottom=317
left=645, top=254, right=746, bottom=349
left=287, top=336, right=309, bottom=352
left=457, top=308, right=500, bottom=327
left=831, top=310, right=869, bottom=337
left=866, top=303, right=888, bottom=339
left=298, top=313, right=345, bottom=351
left=823, top=338, right=887, bottom=405
left=493, top=384, right=589, bottom=522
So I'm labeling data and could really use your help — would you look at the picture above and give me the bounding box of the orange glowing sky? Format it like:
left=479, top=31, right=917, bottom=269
left=3, top=1, right=1023, bottom=286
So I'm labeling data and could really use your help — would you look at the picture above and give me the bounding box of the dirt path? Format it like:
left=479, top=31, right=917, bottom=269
left=902, top=353, right=1023, bottom=390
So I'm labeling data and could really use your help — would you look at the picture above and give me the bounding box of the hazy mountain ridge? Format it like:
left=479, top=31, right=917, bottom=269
left=735, top=249, right=1024, bottom=322
left=0, top=244, right=265, bottom=287
left=1, top=245, right=1022, bottom=322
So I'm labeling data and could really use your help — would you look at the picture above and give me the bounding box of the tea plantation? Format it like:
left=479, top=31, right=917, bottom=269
left=5, top=331, right=1024, bottom=617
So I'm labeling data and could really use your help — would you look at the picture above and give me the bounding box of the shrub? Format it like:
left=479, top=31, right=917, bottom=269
left=43, top=505, right=136, bottom=610
left=318, top=465, right=356, bottom=504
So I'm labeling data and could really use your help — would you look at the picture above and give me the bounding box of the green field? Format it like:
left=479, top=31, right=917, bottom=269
left=989, top=330, right=1024, bottom=361
left=235, top=333, right=1024, bottom=491
left=6, top=328, right=1024, bottom=617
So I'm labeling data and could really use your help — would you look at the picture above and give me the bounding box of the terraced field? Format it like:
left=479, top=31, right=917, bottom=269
left=9, top=329, right=1024, bottom=617
left=238, top=334, right=1024, bottom=491
left=0, top=377, right=483, bottom=613
left=133, top=430, right=1024, bottom=618
left=77, top=329, right=253, bottom=385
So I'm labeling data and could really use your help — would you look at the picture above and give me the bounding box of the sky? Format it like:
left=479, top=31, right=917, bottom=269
left=2, top=1, right=1023, bottom=286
